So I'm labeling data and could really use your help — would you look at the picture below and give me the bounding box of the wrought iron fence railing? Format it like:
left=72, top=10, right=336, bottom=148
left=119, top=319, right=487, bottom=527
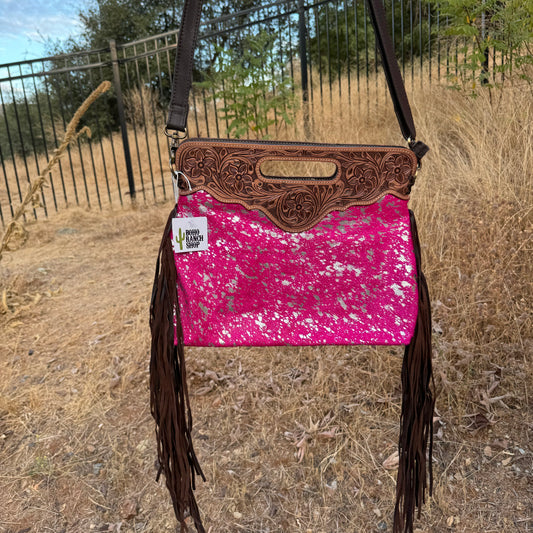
left=0, top=0, right=501, bottom=226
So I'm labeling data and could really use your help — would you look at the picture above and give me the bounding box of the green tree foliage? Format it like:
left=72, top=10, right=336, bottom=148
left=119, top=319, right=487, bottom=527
left=56, top=0, right=259, bottom=52
left=43, top=0, right=265, bottom=130
left=309, top=0, right=435, bottom=79
left=76, top=0, right=181, bottom=49
left=0, top=91, right=49, bottom=159
left=197, top=31, right=297, bottom=139
left=433, top=0, right=533, bottom=91
left=0, top=0, right=268, bottom=159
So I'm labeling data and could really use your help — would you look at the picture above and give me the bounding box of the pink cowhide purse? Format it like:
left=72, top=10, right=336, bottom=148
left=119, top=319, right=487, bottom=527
left=150, top=1, right=434, bottom=533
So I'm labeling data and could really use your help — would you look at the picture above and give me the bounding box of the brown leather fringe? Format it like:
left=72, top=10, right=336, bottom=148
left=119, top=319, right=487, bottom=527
left=393, top=210, right=435, bottom=533
left=150, top=206, right=433, bottom=533
left=150, top=207, right=206, bottom=533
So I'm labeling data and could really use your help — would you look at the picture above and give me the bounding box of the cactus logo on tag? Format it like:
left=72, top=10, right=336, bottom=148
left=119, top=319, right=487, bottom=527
left=172, top=217, right=208, bottom=253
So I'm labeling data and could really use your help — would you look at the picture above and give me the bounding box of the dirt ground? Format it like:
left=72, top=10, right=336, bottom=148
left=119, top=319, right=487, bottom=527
left=0, top=200, right=531, bottom=533
left=1, top=82, right=533, bottom=533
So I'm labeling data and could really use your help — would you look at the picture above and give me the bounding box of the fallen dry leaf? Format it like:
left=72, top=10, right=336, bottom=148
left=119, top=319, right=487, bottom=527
left=318, top=427, right=338, bottom=439
left=491, top=438, right=509, bottom=449
left=464, top=412, right=494, bottom=431
left=119, top=498, right=138, bottom=520
left=383, top=450, right=399, bottom=470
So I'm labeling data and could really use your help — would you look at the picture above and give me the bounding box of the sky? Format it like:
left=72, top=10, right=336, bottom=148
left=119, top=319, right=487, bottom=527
left=0, top=0, right=84, bottom=65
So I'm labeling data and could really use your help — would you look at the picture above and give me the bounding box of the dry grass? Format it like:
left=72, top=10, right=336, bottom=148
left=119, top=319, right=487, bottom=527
left=0, top=80, right=532, bottom=533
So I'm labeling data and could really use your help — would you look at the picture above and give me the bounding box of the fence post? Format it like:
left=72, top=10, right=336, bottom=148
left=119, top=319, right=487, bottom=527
left=481, top=5, right=489, bottom=85
left=298, top=0, right=310, bottom=138
left=109, top=39, right=136, bottom=202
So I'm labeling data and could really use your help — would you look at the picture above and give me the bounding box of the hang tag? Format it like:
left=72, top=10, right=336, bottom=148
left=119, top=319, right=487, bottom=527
left=172, top=217, right=208, bottom=253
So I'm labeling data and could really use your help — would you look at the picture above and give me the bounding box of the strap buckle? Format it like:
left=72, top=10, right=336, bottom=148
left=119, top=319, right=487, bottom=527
left=164, top=127, right=188, bottom=140
left=407, top=137, right=430, bottom=162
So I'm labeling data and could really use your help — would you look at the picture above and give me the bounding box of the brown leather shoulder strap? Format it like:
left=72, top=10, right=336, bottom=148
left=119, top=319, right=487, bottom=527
left=166, top=0, right=429, bottom=159
left=166, top=0, right=204, bottom=134
left=366, top=0, right=429, bottom=159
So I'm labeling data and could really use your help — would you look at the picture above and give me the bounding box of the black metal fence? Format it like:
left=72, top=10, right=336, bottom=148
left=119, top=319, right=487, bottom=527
left=0, top=0, right=493, bottom=226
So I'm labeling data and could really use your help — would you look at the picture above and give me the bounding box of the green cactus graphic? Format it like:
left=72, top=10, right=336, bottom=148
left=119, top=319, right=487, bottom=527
left=175, top=227, right=186, bottom=251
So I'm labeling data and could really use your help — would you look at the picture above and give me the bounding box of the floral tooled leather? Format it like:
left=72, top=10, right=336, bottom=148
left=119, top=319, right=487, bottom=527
left=175, top=139, right=418, bottom=232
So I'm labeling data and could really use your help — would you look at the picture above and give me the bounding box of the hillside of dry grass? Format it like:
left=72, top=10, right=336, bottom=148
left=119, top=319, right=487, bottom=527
left=0, top=83, right=531, bottom=533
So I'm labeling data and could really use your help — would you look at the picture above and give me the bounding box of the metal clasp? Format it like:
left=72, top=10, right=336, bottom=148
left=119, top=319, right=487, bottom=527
left=165, top=127, right=191, bottom=204
left=164, top=127, right=188, bottom=140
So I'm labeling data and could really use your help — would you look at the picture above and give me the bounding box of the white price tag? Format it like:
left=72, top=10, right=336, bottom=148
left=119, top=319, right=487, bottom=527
left=172, top=217, right=208, bottom=253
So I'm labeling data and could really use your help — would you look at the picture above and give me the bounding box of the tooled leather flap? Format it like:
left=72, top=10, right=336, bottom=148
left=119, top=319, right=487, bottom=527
left=175, top=139, right=418, bottom=232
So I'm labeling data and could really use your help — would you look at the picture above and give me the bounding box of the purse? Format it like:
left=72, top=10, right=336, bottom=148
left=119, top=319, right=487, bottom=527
left=150, top=1, right=434, bottom=532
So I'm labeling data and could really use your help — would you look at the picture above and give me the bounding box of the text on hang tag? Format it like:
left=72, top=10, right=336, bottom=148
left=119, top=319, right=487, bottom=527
left=172, top=217, right=208, bottom=253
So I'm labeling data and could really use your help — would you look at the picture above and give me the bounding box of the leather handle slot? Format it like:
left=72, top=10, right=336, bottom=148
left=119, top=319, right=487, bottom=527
left=257, top=157, right=340, bottom=183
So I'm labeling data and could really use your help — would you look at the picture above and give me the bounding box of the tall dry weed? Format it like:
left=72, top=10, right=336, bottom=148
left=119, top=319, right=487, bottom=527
left=413, top=86, right=532, bottom=347
left=288, top=79, right=532, bottom=422
left=297, top=79, right=532, bottom=348
left=0, top=81, right=112, bottom=261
